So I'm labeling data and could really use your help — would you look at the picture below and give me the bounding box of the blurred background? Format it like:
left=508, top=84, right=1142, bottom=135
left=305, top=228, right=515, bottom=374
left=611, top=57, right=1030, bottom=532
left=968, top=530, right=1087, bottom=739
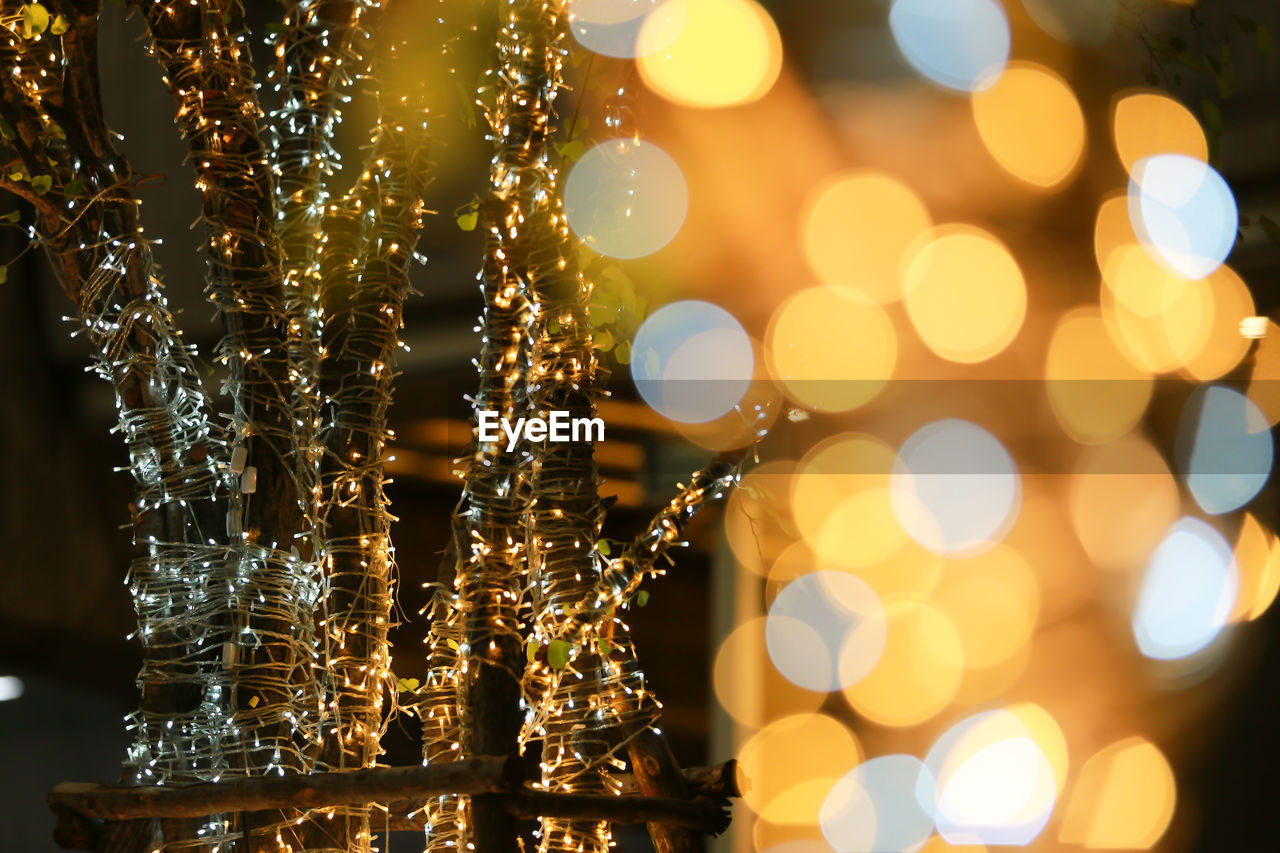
left=2, top=0, right=1279, bottom=851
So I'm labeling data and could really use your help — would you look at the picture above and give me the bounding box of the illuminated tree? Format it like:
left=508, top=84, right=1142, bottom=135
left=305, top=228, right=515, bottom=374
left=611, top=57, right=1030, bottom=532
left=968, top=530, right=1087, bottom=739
left=6, top=2, right=752, bottom=852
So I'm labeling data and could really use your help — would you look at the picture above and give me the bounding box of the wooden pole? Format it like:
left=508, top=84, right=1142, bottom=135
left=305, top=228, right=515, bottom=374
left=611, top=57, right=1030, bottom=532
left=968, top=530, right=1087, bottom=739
left=48, top=757, right=523, bottom=822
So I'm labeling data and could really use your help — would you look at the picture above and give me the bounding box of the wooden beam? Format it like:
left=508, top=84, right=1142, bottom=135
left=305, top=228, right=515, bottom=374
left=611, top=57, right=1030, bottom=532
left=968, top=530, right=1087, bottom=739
left=48, top=756, right=522, bottom=822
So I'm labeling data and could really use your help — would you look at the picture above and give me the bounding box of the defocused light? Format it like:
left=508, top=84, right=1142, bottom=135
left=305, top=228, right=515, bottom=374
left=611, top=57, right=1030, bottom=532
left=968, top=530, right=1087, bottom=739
left=1059, top=737, right=1175, bottom=849
left=891, top=419, right=1021, bottom=556
left=1133, top=517, right=1237, bottom=660
left=631, top=300, right=753, bottom=422
left=1128, top=154, right=1237, bottom=281
left=1112, top=91, right=1207, bottom=173
left=1099, top=268, right=1210, bottom=374
left=1231, top=513, right=1280, bottom=623
left=903, top=226, right=1026, bottom=364
left=1046, top=307, right=1153, bottom=444
left=1102, top=243, right=1193, bottom=318
left=1179, top=265, right=1254, bottom=381
left=791, top=434, right=903, bottom=568
left=919, top=708, right=1060, bottom=846
left=889, top=0, right=1010, bottom=92
left=725, top=460, right=796, bottom=575
left=820, top=755, right=936, bottom=853
left=970, top=62, right=1085, bottom=189
left=844, top=601, right=963, bottom=727
left=928, top=545, right=1039, bottom=670
left=771, top=539, right=944, bottom=610
left=767, top=286, right=897, bottom=413
left=564, top=139, right=688, bottom=259
left=567, top=0, right=684, bottom=58
left=1021, top=0, right=1117, bottom=46
left=1068, top=435, right=1179, bottom=573
left=0, top=675, right=23, bottom=702
left=800, top=171, right=932, bottom=304
left=637, top=0, right=781, bottom=108
left=767, top=571, right=888, bottom=692
left=714, top=617, right=825, bottom=728
left=1179, top=385, right=1272, bottom=515
left=736, top=713, right=862, bottom=823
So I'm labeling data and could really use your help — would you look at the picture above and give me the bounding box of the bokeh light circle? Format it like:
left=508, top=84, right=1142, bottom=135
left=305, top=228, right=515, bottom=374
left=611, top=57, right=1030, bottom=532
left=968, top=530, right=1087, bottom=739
left=736, top=713, right=862, bottom=824
left=564, top=138, right=688, bottom=259
left=903, top=226, right=1027, bottom=363
left=970, top=61, right=1085, bottom=189
left=1059, top=737, right=1176, bottom=849
left=631, top=300, right=753, bottom=423
left=567, top=0, right=684, bottom=58
left=800, top=171, right=932, bottom=304
left=1133, top=517, right=1237, bottom=660
left=820, top=755, right=936, bottom=853
left=1231, top=513, right=1280, bottom=623
left=766, top=571, right=888, bottom=692
left=1112, top=91, right=1207, bottom=173
left=1068, top=434, right=1180, bottom=574
left=919, top=708, right=1061, bottom=846
left=928, top=545, right=1040, bottom=670
left=843, top=601, right=964, bottom=727
left=1178, top=384, right=1273, bottom=515
left=714, top=616, right=825, bottom=729
left=1045, top=307, right=1153, bottom=444
left=637, top=0, right=782, bottom=108
left=767, top=286, right=898, bottom=413
left=889, top=0, right=1010, bottom=92
left=891, top=419, right=1021, bottom=556
left=1128, top=154, right=1237, bottom=281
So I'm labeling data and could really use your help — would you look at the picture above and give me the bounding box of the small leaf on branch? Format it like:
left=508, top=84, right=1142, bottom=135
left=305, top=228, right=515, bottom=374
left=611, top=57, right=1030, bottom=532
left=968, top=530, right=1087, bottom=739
left=526, top=641, right=539, bottom=663
left=0, top=117, right=14, bottom=141
left=50, top=13, right=68, bottom=35
left=548, top=640, right=571, bottom=670
left=592, top=327, right=614, bottom=351
left=21, top=3, right=50, bottom=39
left=635, top=590, right=649, bottom=607
left=0, top=266, right=7, bottom=284
left=1, top=211, right=19, bottom=224
left=65, top=178, right=84, bottom=196
left=596, top=538, right=611, bottom=557
left=614, top=340, right=631, bottom=364
left=598, top=638, right=611, bottom=655
left=446, top=638, right=459, bottom=651
left=31, top=174, right=52, bottom=195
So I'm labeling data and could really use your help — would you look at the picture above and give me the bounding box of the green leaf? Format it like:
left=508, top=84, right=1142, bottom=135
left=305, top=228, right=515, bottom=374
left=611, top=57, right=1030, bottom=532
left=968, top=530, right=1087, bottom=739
left=0, top=117, right=14, bottom=141
left=635, top=590, right=649, bottom=607
left=456, top=209, right=478, bottom=231
left=65, top=178, right=84, bottom=195
left=0, top=266, right=7, bottom=284
left=597, top=638, right=611, bottom=656
left=614, top=340, right=631, bottom=365
left=0, top=211, right=19, bottom=224
left=8, top=171, right=25, bottom=183
left=264, top=22, right=286, bottom=35
left=396, top=677, right=420, bottom=693
left=31, top=174, right=51, bottom=195
left=1259, top=25, right=1273, bottom=58
left=50, top=13, right=67, bottom=35
left=596, top=539, right=611, bottom=557
left=592, top=327, right=614, bottom=351
left=446, top=638, right=459, bottom=651
left=526, top=641, right=539, bottom=663
left=22, top=3, right=50, bottom=39
left=548, top=640, right=571, bottom=670
left=558, top=139, right=587, bottom=164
